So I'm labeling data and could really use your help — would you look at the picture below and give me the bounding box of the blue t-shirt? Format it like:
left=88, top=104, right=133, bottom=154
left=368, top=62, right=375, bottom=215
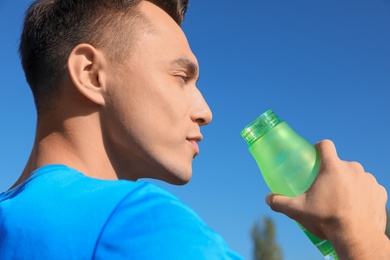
left=0, top=165, right=243, bottom=259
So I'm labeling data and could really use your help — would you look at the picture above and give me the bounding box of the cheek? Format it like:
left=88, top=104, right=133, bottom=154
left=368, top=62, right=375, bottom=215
left=140, top=87, right=190, bottom=126
left=132, top=100, right=190, bottom=157
left=105, top=72, right=191, bottom=141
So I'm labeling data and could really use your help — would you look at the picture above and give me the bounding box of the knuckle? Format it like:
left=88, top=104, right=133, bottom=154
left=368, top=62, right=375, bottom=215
left=379, top=185, right=388, bottom=202
left=348, top=161, right=365, bottom=172
left=367, top=172, right=378, bottom=183
left=363, top=172, right=377, bottom=186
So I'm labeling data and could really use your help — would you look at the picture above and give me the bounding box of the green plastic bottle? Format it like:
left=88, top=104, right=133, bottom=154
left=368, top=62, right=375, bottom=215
left=241, top=109, right=338, bottom=260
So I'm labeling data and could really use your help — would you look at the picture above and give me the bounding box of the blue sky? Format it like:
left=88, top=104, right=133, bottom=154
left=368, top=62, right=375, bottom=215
left=1, top=1, right=389, bottom=259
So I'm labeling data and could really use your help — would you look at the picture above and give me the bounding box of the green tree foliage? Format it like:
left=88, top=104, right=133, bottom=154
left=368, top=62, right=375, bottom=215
left=386, top=209, right=390, bottom=239
left=252, top=217, right=283, bottom=260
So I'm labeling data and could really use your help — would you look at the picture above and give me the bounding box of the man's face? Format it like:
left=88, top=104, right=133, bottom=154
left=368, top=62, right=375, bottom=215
left=101, top=1, right=212, bottom=184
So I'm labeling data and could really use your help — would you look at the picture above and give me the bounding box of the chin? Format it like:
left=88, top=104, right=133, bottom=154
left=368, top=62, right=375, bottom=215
left=161, top=168, right=192, bottom=186
left=171, top=177, right=191, bottom=186
left=164, top=174, right=192, bottom=186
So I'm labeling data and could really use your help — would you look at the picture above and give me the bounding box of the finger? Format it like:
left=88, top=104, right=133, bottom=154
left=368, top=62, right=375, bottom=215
left=266, top=193, right=304, bottom=221
left=315, top=139, right=339, bottom=168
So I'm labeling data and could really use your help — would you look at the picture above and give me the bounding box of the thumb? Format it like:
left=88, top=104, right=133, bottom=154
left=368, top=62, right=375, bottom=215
left=266, top=193, right=305, bottom=221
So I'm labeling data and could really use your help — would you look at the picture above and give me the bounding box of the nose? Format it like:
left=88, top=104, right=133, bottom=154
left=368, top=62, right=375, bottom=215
left=191, top=88, right=213, bottom=126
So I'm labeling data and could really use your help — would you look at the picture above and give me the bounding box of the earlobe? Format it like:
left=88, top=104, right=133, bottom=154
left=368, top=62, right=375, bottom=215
left=67, top=44, right=106, bottom=106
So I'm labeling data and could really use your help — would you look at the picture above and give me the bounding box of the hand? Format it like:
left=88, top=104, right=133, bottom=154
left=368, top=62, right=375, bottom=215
left=265, top=140, right=389, bottom=259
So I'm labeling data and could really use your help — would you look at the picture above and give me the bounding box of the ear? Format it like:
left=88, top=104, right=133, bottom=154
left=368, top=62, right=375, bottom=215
left=67, top=44, right=107, bottom=106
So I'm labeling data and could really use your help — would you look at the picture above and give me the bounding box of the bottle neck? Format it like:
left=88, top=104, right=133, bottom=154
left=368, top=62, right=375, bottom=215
left=241, top=109, right=282, bottom=146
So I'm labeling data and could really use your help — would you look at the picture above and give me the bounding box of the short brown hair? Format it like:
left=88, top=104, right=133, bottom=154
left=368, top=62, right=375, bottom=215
left=19, top=0, right=189, bottom=113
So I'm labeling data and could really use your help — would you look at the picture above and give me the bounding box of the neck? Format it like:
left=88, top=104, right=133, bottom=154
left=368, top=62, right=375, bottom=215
left=11, top=112, right=119, bottom=190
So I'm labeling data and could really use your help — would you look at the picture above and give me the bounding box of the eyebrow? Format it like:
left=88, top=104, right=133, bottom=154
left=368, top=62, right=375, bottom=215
left=171, top=56, right=199, bottom=76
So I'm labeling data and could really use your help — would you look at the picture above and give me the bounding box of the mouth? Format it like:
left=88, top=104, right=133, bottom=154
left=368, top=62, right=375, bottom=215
left=186, top=135, right=202, bottom=156
left=187, top=139, right=200, bottom=156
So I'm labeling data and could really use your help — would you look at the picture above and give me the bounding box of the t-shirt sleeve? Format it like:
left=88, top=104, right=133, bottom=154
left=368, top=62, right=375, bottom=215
left=92, top=183, right=243, bottom=260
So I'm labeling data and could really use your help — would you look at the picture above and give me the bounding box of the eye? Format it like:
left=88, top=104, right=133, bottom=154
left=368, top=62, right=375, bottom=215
left=175, top=74, right=189, bottom=85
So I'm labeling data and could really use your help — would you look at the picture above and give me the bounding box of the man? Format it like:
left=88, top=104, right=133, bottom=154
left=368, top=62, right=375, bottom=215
left=0, top=0, right=388, bottom=259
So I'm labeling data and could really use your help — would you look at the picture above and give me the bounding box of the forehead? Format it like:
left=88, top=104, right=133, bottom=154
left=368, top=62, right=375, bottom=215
left=134, top=1, right=198, bottom=66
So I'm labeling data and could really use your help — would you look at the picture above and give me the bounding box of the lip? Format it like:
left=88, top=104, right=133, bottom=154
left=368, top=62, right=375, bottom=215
left=186, top=135, right=202, bottom=155
left=187, top=139, right=200, bottom=155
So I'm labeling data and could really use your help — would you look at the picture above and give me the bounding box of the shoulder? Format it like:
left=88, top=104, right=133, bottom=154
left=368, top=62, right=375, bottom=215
left=93, top=183, right=243, bottom=260
left=0, top=165, right=171, bottom=258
